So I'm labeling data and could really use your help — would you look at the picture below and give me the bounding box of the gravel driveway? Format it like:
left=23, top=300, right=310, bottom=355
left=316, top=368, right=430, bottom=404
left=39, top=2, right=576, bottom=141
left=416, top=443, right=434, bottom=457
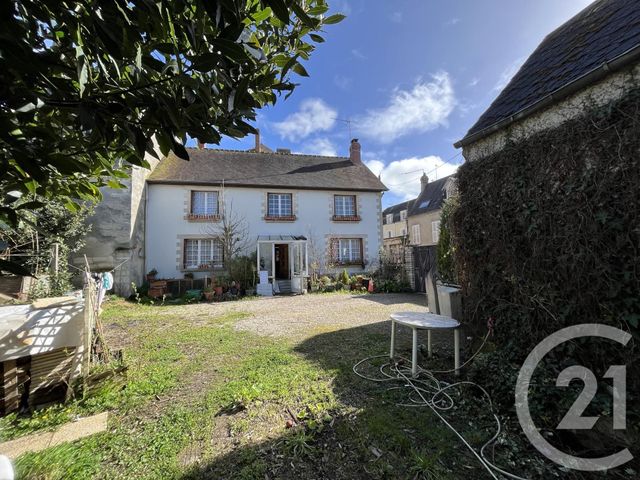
left=176, top=292, right=428, bottom=340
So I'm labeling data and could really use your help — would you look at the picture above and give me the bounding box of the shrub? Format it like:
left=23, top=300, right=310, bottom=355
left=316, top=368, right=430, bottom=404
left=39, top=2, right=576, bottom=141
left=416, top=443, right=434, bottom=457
left=338, top=268, right=350, bottom=285
left=452, top=87, right=640, bottom=438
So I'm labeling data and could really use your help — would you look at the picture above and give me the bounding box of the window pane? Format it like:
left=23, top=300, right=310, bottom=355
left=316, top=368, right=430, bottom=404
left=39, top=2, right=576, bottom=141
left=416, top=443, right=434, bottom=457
left=267, top=193, right=292, bottom=216
left=335, top=195, right=355, bottom=216
left=337, top=238, right=361, bottom=262
left=184, top=239, right=199, bottom=268
left=192, top=191, right=218, bottom=215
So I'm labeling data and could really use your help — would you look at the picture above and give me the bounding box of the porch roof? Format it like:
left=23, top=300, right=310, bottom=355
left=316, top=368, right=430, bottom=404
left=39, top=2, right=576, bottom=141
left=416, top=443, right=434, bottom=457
left=257, top=235, right=307, bottom=242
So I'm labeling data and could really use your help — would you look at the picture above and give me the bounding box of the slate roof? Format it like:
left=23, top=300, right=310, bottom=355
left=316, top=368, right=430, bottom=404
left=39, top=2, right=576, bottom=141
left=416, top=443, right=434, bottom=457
left=408, top=176, right=452, bottom=216
left=458, top=0, right=640, bottom=145
left=382, top=200, right=414, bottom=224
left=147, top=148, right=387, bottom=192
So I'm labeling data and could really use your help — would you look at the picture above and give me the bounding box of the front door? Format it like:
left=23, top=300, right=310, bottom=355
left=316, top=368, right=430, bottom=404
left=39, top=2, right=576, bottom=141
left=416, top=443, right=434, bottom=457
left=274, top=244, right=289, bottom=279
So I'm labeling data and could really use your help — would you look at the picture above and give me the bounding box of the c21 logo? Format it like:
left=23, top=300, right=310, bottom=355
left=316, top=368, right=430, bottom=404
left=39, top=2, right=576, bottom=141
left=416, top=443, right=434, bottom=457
left=515, top=324, right=632, bottom=471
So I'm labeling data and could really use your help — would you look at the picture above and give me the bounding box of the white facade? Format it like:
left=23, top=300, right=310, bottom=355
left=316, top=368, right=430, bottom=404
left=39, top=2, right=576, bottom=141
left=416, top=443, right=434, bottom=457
left=145, top=184, right=382, bottom=286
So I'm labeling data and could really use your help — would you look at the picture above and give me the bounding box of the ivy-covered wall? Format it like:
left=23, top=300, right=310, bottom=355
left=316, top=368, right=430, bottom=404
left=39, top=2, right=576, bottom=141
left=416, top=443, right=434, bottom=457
left=453, top=87, right=639, bottom=436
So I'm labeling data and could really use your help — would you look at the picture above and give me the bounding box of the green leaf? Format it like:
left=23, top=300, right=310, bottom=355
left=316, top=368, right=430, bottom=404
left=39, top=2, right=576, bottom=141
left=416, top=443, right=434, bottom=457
left=323, top=14, right=346, bottom=24
left=309, top=33, right=325, bottom=43
left=292, top=63, right=309, bottom=77
left=264, top=0, right=290, bottom=24
left=252, top=6, right=272, bottom=23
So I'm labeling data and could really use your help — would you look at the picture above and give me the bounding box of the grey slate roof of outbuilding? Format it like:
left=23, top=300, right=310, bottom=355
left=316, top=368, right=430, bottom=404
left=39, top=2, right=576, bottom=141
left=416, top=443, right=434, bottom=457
left=147, top=148, right=387, bottom=192
left=408, top=176, right=452, bottom=216
left=458, top=0, right=640, bottom=145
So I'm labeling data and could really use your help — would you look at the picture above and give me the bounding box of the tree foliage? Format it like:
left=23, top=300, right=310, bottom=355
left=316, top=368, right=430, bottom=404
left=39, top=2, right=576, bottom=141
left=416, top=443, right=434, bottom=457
left=0, top=0, right=343, bottom=221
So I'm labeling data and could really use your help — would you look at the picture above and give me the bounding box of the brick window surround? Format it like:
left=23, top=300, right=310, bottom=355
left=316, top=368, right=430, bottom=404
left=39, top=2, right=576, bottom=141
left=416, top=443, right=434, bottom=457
left=332, top=195, right=360, bottom=222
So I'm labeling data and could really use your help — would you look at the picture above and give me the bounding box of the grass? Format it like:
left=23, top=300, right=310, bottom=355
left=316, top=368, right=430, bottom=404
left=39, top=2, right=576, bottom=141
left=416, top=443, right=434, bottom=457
left=5, top=297, right=558, bottom=479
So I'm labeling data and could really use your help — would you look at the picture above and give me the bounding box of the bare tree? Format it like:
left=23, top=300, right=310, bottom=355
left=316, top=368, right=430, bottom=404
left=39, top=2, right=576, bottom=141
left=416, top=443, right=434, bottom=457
left=206, top=200, right=249, bottom=263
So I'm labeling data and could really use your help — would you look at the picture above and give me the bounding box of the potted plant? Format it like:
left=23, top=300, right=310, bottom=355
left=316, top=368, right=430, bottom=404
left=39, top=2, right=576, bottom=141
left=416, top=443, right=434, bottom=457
left=212, top=277, right=223, bottom=296
left=203, top=285, right=215, bottom=301
left=146, top=268, right=158, bottom=282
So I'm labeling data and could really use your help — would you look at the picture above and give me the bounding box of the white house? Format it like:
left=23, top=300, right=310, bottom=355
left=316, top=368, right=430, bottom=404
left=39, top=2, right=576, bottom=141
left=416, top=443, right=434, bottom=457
left=143, top=138, right=386, bottom=294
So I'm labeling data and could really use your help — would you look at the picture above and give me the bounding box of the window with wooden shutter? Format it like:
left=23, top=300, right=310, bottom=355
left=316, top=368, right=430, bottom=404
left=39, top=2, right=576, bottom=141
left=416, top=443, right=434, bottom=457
left=412, top=224, right=421, bottom=245
left=432, top=220, right=441, bottom=243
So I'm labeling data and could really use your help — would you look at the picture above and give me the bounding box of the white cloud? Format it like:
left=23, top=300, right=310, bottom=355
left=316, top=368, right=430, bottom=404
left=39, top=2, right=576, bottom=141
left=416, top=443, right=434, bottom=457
left=468, top=77, right=479, bottom=87
left=444, top=17, right=460, bottom=27
left=390, top=11, right=402, bottom=23
left=301, top=137, right=338, bottom=157
left=365, top=156, right=459, bottom=201
left=273, top=99, right=336, bottom=141
left=357, top=72, right=456, bottom=144
left=351, top=49, right=367, bottom=60
left=494, top=57, right=525, bottom=91
left=333, top=74, right=352, bottom=90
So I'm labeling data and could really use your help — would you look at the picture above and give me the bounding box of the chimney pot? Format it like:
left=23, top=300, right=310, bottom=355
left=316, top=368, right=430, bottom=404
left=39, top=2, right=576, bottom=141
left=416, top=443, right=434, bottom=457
left=420, top=172, right=429, bottom=191
left=349, top=138, right=361, bottom=164
left=255, top=129, right=261, bottom=153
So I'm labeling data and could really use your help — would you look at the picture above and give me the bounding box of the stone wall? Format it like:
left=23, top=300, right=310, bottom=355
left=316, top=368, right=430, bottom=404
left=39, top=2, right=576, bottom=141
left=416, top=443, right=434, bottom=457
left=73, top=148, right=160, bottom=297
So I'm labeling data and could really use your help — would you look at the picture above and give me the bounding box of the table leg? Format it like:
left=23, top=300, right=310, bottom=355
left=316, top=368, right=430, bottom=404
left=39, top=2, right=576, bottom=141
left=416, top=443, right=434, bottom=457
left=427, top=330, right=432, bottom=358
left=412, top=327, right=418, bottom=377
left=454, top=328, right=460, bottom=376
left=390, top=319, right=396, bottom=360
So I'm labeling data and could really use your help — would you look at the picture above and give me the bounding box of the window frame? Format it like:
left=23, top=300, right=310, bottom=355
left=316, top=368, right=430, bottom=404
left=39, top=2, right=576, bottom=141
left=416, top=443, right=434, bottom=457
left=333, top=194, right=359, bottom=221
left=400, top=210, right=407, bottom=221
left=331, top=237, right=364, bottom=265
left=188, top=190, right=220, bottom=220
left=386, top=214, right=394, bottom=225
left=183, top=238, right=224, bottom=270
left=265, top=192, right=295, bottom=220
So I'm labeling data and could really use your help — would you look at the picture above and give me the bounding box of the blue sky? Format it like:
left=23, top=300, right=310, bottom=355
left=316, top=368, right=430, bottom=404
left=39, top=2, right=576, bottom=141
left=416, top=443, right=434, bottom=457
left=209, top=0, right=593, bottom=207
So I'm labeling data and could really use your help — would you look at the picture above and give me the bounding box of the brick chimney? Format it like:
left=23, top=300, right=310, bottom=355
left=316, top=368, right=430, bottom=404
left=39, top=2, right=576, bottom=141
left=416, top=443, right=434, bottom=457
left=349, top=138, right=361, bottom=164
left=420, top=172, right=429, bottom=191
left=197, top=141, right=205, bottom=149
left=254, top=129, right=261, bottom=153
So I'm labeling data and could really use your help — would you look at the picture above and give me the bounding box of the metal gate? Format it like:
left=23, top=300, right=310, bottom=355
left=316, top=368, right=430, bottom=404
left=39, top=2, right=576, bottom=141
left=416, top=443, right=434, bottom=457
left=413, top=246, right=437, bottom=293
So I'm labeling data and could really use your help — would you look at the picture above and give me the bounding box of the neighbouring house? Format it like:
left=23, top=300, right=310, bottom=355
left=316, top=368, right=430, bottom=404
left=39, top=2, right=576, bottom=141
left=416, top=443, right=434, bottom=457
left=406, top=174, right=456, bottom=248
left=79, top=137, right=386, bottom=296
left=381, top=199, right=412, bottom=259
left=383, top=173, right=456, bottom=251
left=381, top=173, right=456, bottom=291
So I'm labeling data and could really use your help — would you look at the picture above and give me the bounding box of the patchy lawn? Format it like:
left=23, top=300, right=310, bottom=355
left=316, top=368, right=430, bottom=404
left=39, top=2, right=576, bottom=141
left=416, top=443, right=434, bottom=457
left=5, top=293, right=556, bottom=479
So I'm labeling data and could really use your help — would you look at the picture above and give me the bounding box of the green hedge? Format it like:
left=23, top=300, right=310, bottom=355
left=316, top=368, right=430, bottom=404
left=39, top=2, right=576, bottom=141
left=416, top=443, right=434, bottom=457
left=452, top=87, right=639, bottom=436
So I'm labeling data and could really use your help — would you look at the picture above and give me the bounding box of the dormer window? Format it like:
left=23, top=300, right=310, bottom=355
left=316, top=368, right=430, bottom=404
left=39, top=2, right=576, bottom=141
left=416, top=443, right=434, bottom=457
left=386, top=214, right=393, bottom=224
left=400, top=210, right=407, bottom=221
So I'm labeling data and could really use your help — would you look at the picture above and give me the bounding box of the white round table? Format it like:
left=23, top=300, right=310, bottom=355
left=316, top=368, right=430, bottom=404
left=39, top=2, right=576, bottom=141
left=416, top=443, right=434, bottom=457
left=390, top=312, right=461, bottom=377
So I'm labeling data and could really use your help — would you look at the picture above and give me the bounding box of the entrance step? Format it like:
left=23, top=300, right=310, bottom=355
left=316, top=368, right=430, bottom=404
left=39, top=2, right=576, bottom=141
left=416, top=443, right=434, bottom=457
left=277, top=280, right=292, bottom=293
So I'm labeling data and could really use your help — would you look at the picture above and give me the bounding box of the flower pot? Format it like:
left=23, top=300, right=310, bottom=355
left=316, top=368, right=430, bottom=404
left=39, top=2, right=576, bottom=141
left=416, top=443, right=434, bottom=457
left=214, top=286, right=223, bottom=296
left=204, top=291, right=215, bottom=301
